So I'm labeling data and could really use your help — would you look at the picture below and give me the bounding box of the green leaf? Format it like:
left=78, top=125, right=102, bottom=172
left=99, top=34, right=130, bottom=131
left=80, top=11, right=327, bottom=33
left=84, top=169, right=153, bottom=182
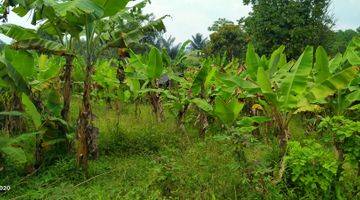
left=1, top=146, right=27, bottom=164
left=329, top=53, right=343, bottom=73
left=54, top=0, right=104, bottom=19
left=146, top=47, right=164, bottom=79
left=22, top=93, right=42, bottom=129
left=4, top=46, right=34, bottom=80
left=344, top=36, right=360, bottom=66
left=92, top=0, right=129, bottom=17
left=307, top=66, right=359, bottom=101
left=0, top=111, right=24, bottom=116
left=237, top=116, right=270, bottom=126
left=0, top=57, right=31, bottom=94
left=204, top=67, right=217, bottom=89
left=269, top=45, right=285, bottom=77
left=280, top=46, right=313, bottom=108
left=0, top=24, right=67, bottom=54
left=257, top=66, right=272, bottom=93
left=0, top=24, right=38, bottom=41
left=191, top=98, right=213, bottom=113
left=346, top=48, right=360, bottom=66
left=214, top=97, right=244, bottom=125
left=123, top=17, right=167, bottom=46
left=245, top=43, right=259, bottom=80
left=314, top=46, right=330, bottom=83
left=345, top=90, right=360, bottom=108
left=191, top=62, right=210, bottom=95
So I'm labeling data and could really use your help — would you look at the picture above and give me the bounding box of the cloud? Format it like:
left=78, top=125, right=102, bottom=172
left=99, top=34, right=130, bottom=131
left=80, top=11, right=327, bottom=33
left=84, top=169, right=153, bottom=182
left=0, top=0, right=359, bottom=43
left=144, top=0, right=359, bottom=42
left=331, top=0, right=360, bottom=30
left=144, top=0, right=251, bottom=42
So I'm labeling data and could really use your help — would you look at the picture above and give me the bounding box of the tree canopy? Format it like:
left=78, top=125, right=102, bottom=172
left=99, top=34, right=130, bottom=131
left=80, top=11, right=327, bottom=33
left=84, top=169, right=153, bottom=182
left=243, top=0, right=334, bottom=58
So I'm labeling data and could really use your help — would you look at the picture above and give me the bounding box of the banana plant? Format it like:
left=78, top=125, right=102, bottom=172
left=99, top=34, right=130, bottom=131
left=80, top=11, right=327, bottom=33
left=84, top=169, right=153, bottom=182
left=244, top=43, right=359, bottom=183
left=0, top=23, right=76, bottom=122
left=125, top=47, right=168, bottom=122
left=183, top=57, right=245, bottom=138
left=0, top=49, right=69, bottom=168
left=92, top=59, right=121, bottom=106
left=307, top=36, right=360, bottom=116
left=42, top=0, right=166, bottom=171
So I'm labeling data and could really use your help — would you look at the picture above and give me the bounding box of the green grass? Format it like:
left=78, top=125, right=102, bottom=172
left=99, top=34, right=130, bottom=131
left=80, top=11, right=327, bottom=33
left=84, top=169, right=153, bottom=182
left=1, top=99, right=358, bottom=199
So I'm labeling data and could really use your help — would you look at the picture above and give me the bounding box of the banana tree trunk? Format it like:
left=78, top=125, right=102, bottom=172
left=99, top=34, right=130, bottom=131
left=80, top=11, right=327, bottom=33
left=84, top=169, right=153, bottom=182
left=149, top=92, right=164, bottom=122
left=4, top=92, right=25, bottom=134
left=76, top=63, right=99, bottom=171
left=198, top=111, right=208, bottom=139
left=61, top=55, right=74, bottom=122
left=198, top=87, right=208, bottom=139
left=272, top=110, right=291, bottom=184
left=177, top=103, right=189, bottom=133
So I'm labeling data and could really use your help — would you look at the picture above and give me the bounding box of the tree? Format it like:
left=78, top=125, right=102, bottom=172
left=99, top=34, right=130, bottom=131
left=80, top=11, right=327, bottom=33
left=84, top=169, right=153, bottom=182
left=330, top=28, right=360, bottom=54
left=190, top=33, right=208, bottom=51
left=206, top=20, right=248, bottom=60
left=242, top=42, right=359, bottom=183
left=148, top=33, right=182, bottom=59
left=208, top=18, right=234, bottom=32
left=243, top=0, right=334, bottom=59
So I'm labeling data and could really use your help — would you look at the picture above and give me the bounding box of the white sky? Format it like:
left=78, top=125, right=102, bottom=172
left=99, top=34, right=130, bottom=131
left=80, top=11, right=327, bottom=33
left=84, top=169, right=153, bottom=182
left=1, top=0, right=359, bottom=43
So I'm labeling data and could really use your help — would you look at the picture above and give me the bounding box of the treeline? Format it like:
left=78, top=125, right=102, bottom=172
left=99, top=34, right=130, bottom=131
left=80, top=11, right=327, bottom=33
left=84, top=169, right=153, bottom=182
left=195, top=0, right=360, bottom=60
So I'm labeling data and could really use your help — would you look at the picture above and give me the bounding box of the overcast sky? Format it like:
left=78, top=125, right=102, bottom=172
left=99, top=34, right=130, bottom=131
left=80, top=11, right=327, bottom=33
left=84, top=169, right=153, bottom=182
left=1, top=0, right=359, bottom=43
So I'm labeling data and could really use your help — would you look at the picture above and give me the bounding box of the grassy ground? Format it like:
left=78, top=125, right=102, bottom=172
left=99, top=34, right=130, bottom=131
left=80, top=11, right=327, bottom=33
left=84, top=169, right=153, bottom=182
left=2, top=100, right=355, bottom=199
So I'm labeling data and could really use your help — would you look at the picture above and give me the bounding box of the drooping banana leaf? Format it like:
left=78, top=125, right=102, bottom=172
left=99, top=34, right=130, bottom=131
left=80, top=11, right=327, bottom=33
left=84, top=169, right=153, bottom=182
left=0, top=24, right=38, bottom=40
left=0, top=24, right=68, bottom=55
left=0, top=56, right=31, bottom=94
left=307, top=66, right=359, bottom=101
left=22, top=93, right=42, bottom=129
left=4, top=46, right=34, bottom=80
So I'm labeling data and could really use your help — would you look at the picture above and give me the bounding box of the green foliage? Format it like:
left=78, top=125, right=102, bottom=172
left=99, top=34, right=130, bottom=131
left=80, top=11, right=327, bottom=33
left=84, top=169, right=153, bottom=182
left=0, top=1, right=359, bottom=199
left=0, top=132, right=37, bottom=168
left=21, top=93, right=42, bottom=129
left=190, top=33, right=208, bottom=51
left=213, top=97, right=244, bottom=125
left=319, top=116, right=360, bottom=164
left=206, top=21, right=248, bottom=60
left=331, top=28, right=360, bottom=54
left=286, top=140, right=337, bottom=195
left=243, top=0, right=334, bottom=58
left=4, top=47, right=34, bottom=80
left=147, top=47, right=164, bottom=79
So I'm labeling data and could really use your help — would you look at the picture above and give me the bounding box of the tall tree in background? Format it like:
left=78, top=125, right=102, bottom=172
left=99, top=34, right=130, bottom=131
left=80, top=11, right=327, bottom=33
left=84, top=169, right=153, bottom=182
left=148, top=33, right=182, bottom=59
left=208, top=18, right=235, bottom=32
left=331, top=28, right=360, bottom=53
left=243, top=0, right=334, bottom=59
left=190, top=33, right=208, bottom=51
left=206, top=18, right=248, bottom=60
